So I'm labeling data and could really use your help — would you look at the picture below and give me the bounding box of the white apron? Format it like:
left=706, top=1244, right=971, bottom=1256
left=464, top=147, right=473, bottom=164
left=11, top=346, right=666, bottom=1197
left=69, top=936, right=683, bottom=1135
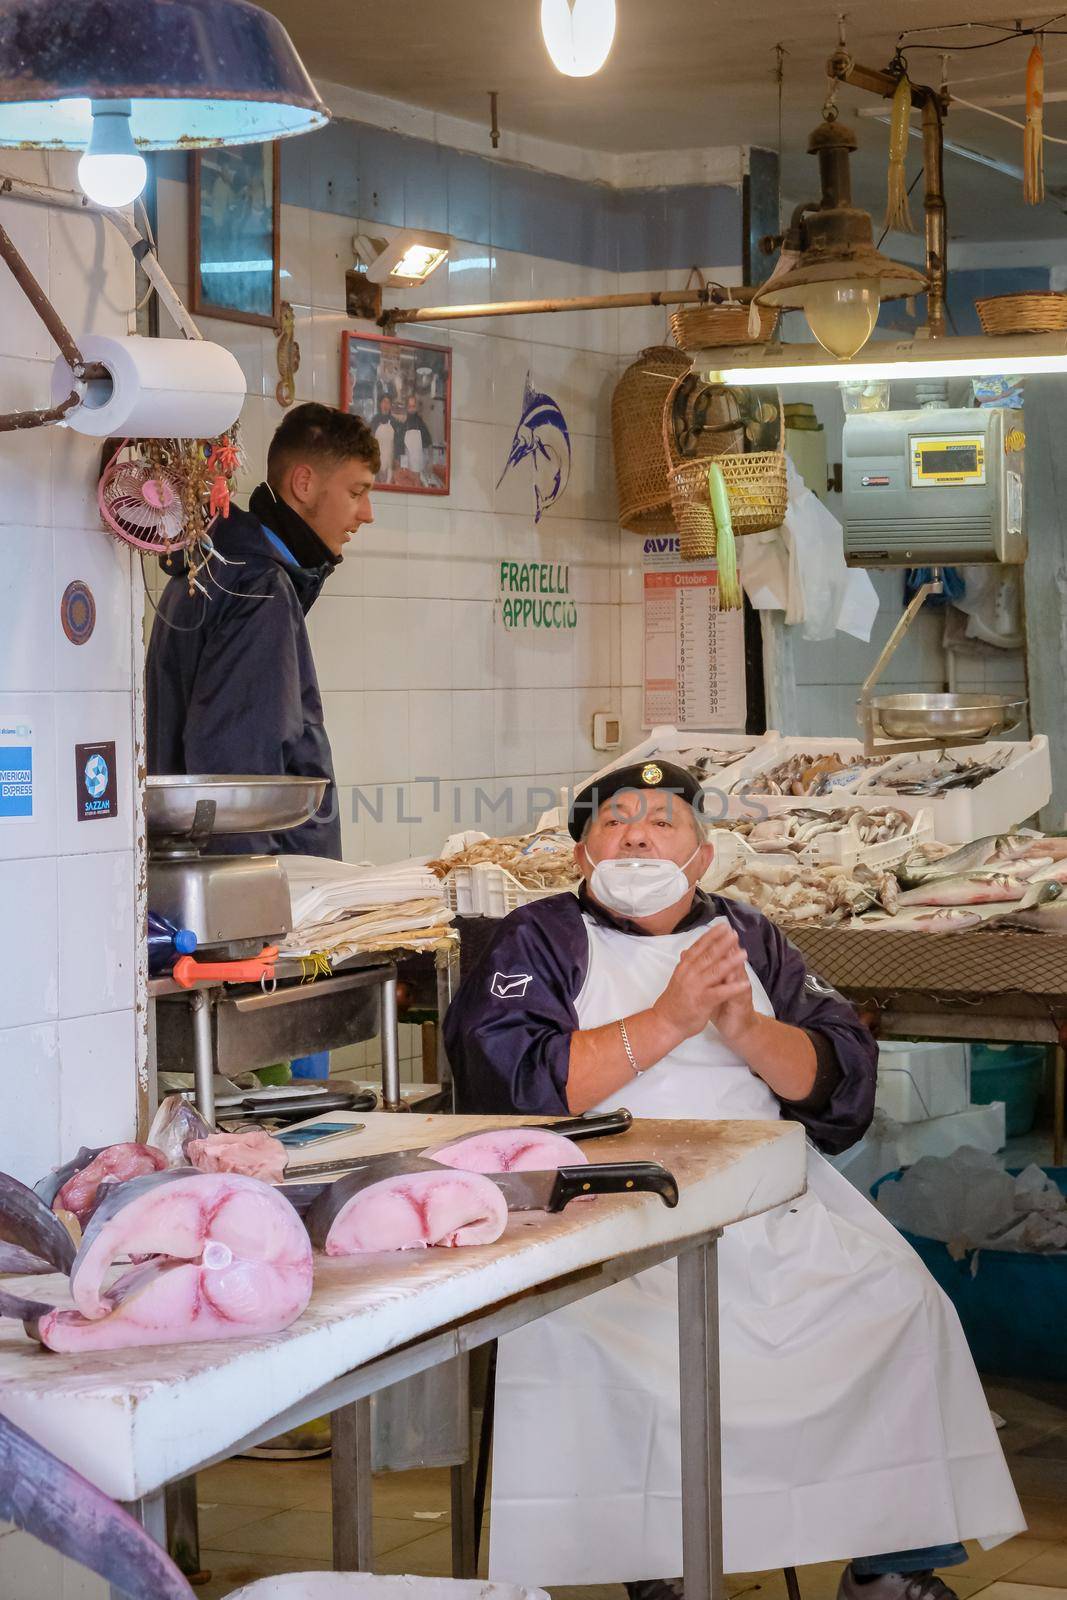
left=489, top=917, right=1024, bottom=1583
left=403, top=426, right=426, bottom=475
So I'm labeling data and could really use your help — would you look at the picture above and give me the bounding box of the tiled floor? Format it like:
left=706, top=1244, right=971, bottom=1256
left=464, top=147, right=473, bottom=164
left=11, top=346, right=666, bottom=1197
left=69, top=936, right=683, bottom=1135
left=191, top=1378, right=1067, bottom=1600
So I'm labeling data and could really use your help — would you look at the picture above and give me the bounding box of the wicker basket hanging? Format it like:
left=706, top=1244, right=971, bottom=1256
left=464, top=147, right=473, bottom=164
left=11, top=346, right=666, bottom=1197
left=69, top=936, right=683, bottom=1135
left=662, top=376, right=788, bottom=561
left=612, top=345, right=691, bottom=534
left=669, top=300, right=778, bottom=351
left=975, top=291, right=1067, bottom=336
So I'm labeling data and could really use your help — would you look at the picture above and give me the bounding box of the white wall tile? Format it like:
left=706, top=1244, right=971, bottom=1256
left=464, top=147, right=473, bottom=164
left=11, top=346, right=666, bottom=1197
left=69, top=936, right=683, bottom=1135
left=310, top=209, right=357, bottom=311
left=58, top=852, right=135, bottom=1020
left=58, top=1008, right=137, bottom=1154
left=0, top=525, right=54, bottom=694
left=451, top=598, right=494, bottom=688
left=449, top=511, right=500, bottom=600
left=0, top=857, right=58, bottom=1029
left=53, top=527, right=133, bottom=693
left=449, top=329, right=495, bottom=424
left=361, top=598, right=411, bottom=689
left=0, top=1024, right=60, bottom=1183
left=407, top=508, right=453, bottom=600
left=0, top=192, right=52, bottom=361
left=280, top=202, right=313, bottom=308
left=48, top=206, right=134, bottom=341
left=50, top=426, right=105, bottom=532
left=494, top=688, right=538, bottom=777
left=574, top=602, right=613, bottom=687
left=620, top=602, right=644, bottom=687
left=360, top=506, right=409, bottom=597
left=449, top=689, right=495, bottom=777
left=322, top=691, right=367, bottom=786
left=0, top=359, right=52, bottom=527
left=535, top=686, right=576, bottom=774
left=409, top=689, right=455, bottom=780
left=450, top=419, right=496, bottom=513
left=407, top=596, right=453, bottom=685
left=306, top=594, right=364, bottom=690
left=54, top=691, right=135, bottom=855
left=361, top=689, right=410, bottom=783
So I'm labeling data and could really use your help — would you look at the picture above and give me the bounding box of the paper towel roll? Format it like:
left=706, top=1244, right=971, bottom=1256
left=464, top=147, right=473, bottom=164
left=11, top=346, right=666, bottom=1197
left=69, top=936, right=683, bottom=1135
left=52, top=334, right=246, bottom=439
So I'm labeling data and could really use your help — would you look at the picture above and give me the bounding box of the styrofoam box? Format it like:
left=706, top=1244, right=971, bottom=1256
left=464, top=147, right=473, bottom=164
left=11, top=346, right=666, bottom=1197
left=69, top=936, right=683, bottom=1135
left=876, top=1040, right=970, bottom=1124
left=560, top=725, right=780, bottom=812
left=851, top=735, right=1051, bottom=844
left=721, top=734, right=1051, bottom=844
left=228, top=1577, right=549, bottom=1600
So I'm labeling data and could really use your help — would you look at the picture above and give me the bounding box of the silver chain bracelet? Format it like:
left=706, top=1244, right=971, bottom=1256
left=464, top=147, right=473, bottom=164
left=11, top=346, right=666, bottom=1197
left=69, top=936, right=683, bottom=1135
left=619, top=1017, right=644, bottom=1077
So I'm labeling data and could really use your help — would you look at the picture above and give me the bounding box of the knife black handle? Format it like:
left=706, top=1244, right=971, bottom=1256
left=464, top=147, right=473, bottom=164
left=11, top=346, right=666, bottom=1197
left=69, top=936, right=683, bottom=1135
left=546, top=1161, right=679, bottom=1212
left=540, top=1109, right=633, bottom=1142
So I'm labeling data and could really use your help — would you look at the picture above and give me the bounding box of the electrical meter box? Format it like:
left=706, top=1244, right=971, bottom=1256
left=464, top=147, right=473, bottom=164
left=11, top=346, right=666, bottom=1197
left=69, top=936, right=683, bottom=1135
left=843, top=407, right=1025, bottom=566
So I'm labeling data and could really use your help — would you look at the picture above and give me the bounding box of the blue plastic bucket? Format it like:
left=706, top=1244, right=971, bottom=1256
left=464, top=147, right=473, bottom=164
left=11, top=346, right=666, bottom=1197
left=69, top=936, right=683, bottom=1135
left=873, top=1167, right=1067, bottom=1381
left=969, top=1043, right=1046, bottom=1137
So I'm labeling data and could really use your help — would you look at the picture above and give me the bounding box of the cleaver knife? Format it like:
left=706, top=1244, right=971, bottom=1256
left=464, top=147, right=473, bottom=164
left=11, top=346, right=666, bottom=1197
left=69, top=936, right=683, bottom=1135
left=491, top=1161, right=679, bottom=1212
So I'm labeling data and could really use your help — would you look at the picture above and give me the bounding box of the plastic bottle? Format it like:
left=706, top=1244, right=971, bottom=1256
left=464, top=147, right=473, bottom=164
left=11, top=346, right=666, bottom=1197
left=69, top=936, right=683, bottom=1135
left=147, top=911, right=198, bottom=976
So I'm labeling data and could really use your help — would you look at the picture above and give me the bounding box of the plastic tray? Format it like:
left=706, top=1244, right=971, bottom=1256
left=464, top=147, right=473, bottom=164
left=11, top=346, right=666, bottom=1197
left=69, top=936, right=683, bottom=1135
left=807, top=807, right=934, bottom=871
left=559, top=726, right=781, bottom=815
left=444, top=861, right=576, bottom=919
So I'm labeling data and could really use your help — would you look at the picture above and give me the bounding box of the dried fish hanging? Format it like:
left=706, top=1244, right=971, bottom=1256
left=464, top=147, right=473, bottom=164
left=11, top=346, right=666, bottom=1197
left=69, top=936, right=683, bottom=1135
left=1024, top=40, right=1045, bottom=205
left=884, top=69, right=917, bottom=233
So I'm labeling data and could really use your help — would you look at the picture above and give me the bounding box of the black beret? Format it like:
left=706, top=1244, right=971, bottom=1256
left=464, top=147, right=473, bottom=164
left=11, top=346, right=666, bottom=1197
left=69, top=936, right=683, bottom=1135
left=567, top=759, right=704, bottom=842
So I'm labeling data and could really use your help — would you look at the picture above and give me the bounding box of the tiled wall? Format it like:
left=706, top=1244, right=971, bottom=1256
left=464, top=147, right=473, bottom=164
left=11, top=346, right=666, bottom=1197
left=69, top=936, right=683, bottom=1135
left=0, top=152, right=141, bottom=1186
left=148, top=121, right=747, bottom=872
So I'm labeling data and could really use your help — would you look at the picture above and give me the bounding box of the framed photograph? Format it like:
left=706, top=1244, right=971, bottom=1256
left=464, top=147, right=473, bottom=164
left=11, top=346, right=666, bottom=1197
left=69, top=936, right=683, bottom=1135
left=190, top=144, right=280, bottom=328
left=341, top=330, right=451, bottom=495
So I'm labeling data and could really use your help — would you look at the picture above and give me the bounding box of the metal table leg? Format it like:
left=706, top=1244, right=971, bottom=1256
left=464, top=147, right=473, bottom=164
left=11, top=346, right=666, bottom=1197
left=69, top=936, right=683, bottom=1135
left=189, top=990, right=216, bottom=1125
left=450, top=1353, right=477, bottom=1578
left=110, top=1492, right=167, bottom=1600
left=677, top=1235, right=724, bottom=1600
left=435, top=941, right=461, bottom=1109
left=164, top=1474, right=204, bottom=1580
left=380, top=973, right=402, bottom=1111
left=332, top=1398, right=375, bottom=1571
left=1055, top=1044, right=1065, bottom=1169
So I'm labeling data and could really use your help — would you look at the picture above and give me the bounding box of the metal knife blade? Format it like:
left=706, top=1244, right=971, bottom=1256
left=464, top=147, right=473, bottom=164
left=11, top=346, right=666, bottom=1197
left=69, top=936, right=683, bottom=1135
left=490, top=1161, right=679, bottom=1213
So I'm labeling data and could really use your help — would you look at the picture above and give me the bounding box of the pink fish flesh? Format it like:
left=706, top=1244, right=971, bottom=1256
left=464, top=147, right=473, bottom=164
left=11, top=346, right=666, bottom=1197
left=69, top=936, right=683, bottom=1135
left=35, top=1169, right=312, bottom=1352
left=306, top=1157, right=508, bottom=1254
left=429, top=1128, right=588, bottom=1174
left=187, top=1129, right=287, bottom=1184
left=898, top=873, right=1026, bottom=907
left=55, top=1144, right=168, bottom=1226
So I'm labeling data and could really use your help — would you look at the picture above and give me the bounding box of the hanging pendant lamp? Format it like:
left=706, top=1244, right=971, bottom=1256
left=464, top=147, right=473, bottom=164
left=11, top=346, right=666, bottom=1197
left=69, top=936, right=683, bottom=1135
left=0, top=0, right=327, bottom=203
left=756, top=113, right=926, bottom=358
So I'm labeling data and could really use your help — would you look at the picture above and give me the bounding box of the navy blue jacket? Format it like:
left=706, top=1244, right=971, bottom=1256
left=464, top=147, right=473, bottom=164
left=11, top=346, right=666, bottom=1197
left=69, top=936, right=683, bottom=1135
left=444, top=888, right=877, bottom=1154
left=145, top=489, right=341, bottom=858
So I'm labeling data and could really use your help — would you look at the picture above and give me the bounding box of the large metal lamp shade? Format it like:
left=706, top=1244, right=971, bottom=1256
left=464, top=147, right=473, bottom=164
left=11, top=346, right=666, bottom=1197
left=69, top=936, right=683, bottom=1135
left=0, top=0, right=328, bottom=150
left=757, top=115, right=926, bottom=358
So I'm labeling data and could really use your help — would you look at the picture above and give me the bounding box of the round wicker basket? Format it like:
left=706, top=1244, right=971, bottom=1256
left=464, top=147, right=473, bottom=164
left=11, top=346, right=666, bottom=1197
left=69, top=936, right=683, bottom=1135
left=669, top=301, right=778, bottom=351
left=612, top=345, right=691, bottom=535
left=976, top=292, right=1067, bottom=336
left=663, top=377, right=787, bottom=560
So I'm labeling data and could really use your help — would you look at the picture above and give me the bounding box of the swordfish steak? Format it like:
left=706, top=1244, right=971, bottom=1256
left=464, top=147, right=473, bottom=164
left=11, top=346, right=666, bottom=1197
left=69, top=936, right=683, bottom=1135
left=305, top=1156, right=509, bottom=1254
left=34, top=1169, right=312, bottom=1353
left=429, top=1127, right=589, bottom=1174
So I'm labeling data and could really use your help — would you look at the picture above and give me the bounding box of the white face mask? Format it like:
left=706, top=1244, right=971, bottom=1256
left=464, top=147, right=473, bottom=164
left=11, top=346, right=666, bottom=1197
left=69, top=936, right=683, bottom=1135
left=587, top=843, right=701, bottom=919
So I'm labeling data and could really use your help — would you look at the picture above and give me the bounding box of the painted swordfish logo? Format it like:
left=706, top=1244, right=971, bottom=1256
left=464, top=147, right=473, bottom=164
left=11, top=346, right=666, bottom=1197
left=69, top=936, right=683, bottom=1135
left=496, top=373, right=571, bottom=523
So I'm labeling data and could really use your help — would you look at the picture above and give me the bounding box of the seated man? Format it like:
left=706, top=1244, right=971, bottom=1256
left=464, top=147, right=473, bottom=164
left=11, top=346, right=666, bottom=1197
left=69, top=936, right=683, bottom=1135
left=443, top=760, right=1023, bottom=1600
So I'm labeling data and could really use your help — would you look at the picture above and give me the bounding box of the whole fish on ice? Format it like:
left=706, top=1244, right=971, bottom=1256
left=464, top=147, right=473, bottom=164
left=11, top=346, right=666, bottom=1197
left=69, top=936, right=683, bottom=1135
left=497, top=374, right=571, bottom=522
left=898, top=871, right=1028, bottom=907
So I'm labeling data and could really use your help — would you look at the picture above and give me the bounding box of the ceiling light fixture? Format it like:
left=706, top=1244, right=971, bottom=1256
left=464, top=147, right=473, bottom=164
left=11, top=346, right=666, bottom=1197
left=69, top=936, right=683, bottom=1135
left=755, top=112, right=927, bottom=358
left=354, top=230, right=451, bottom=288
left=0, top=0, right=328, bottom=208
left=540, top=0, right=617, bottom=77
left=696, top=331, right=1067, bottom=387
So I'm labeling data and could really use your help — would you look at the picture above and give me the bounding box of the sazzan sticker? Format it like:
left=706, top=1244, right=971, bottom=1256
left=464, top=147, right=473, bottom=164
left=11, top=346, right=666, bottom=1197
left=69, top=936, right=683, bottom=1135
left=491, top=972, right=533, bottom=998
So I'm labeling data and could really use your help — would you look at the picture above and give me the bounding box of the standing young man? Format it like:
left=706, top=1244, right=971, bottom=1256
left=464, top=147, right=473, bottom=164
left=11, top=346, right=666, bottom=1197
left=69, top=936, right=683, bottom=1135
left=147, top=403, right=378, bottom=859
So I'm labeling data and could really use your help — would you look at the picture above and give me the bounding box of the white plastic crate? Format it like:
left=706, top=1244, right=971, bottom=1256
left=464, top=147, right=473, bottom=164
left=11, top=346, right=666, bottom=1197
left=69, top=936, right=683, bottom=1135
left=559, top=726, right=780, bottom=814
left=229, top=1578, right=549, bottom=1600
left=807, top=807, right=934, bottom=871
left=444, top=861, right=575, bottom=918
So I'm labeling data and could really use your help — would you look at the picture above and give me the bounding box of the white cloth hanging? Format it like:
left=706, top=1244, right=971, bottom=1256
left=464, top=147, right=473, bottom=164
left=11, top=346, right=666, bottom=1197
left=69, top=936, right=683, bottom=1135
left=488, top=915, right=1024, bottom=1585
left=739, top=459, right=879, bottom=643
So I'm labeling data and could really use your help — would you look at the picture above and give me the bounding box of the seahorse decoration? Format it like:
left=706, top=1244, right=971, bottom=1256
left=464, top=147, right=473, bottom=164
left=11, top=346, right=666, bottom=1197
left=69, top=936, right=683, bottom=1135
left=497, top=373, right=572, bottom=523
left=276, top=301, right=301, bottom=408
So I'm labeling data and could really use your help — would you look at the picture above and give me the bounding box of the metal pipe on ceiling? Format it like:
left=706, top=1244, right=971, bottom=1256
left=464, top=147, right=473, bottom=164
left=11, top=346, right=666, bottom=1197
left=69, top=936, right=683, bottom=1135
left=384, top=284, right=756, bottom=328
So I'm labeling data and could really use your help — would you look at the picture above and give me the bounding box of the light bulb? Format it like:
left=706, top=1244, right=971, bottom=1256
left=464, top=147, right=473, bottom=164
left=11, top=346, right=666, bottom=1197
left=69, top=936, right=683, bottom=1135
left=799, top=279, right=881, bottom=359
left=540, top=0, right=616, bottom=76
left=77, top=102, right=147, bottom=208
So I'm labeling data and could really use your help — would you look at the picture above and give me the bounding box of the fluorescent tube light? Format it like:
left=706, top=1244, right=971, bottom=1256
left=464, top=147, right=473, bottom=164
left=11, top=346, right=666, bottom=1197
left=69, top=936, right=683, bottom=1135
left=696, top=332, right=1067, bottom=387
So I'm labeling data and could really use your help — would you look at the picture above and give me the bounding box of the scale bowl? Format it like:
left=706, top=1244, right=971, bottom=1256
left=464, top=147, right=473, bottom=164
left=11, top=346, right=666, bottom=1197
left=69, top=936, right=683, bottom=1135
left=147, top=775, right=327, bottom=843
left=867, top=692, right=1027, bottom=744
